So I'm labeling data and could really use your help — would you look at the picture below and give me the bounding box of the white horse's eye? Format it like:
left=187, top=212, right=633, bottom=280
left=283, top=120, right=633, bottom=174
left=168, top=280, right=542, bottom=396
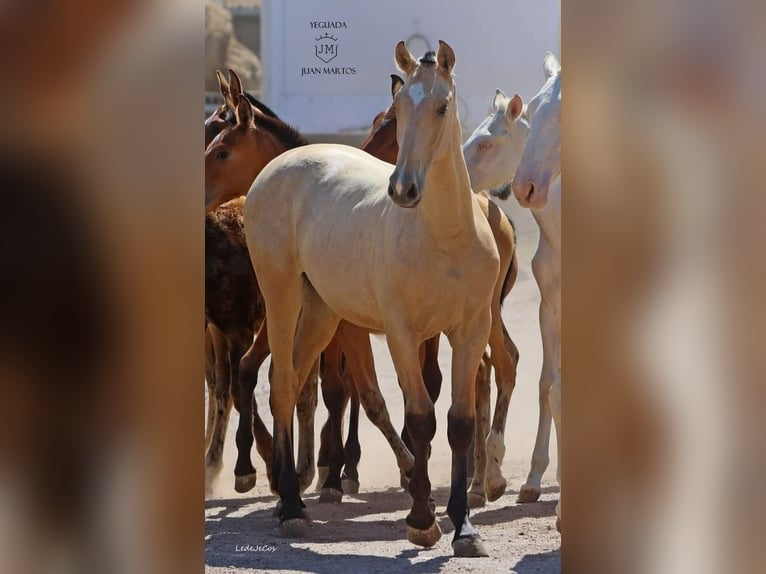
left=478, top=141, right=492, bottom=151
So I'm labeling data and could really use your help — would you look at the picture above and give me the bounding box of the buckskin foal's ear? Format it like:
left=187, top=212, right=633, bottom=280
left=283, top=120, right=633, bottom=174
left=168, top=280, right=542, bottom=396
left=395, top=41, right=417, bottom=75
left=235, top=96, right=254, bottom=127
left=436, top=40, right=455, bottom=74
left=390, top=74, right=405, bottom=99
left=507, top=93, right=524, bottom=122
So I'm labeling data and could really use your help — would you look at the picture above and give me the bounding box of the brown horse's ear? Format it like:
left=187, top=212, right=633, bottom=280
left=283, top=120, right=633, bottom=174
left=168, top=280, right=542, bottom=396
left=437, top=40, right=455, bottom=73
left=506, top=93, right=523, bottom=122
left=395, top=41, right=417, bottom=75
left=236, top=96, right=254, bottom=127
left=390, top=74, right=405, bottom=99
left=228, top=68, right=244, bottom=108
left=217, top=69, right=236, bottom=111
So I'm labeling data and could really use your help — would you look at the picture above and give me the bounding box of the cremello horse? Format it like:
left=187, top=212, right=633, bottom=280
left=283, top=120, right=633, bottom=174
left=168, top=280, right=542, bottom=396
left=511, top=52, right=562, bottom=531
left=244, top=41, right=498, bottom=557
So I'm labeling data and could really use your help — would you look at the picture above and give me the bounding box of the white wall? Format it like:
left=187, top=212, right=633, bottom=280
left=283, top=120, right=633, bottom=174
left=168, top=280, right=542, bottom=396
left=262, top=0, right=560, bottom=134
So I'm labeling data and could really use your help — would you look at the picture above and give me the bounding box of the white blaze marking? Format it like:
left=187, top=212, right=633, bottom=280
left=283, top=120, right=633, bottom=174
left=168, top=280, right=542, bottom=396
left=409, top=83, right=426, bottom=107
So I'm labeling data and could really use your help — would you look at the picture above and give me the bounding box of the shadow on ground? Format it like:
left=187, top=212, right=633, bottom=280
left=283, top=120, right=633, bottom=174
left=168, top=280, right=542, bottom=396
left=206, top=485, right=559, bottom=572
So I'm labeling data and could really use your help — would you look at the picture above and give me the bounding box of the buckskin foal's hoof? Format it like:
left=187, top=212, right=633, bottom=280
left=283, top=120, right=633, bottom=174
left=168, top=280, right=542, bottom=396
left=279, top=518, right=311, bottom=538
left=319, top=487, right=343, bottom=503
left=453, top=535, right=489, bottom=557
left=234, top=472, right=257, bottom=493
left=406, top=521, right=442, bottom=548
left=516, top=484, right=541, bottom=503
left=341, top=478, right=359, bottom=495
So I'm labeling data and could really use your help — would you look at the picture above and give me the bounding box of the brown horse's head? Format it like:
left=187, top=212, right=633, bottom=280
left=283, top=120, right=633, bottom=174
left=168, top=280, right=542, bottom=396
left=388, top=40, right=458, bottom=208
left=205, top=97, right=282, bottom=212
left=360, top=74, right=404, bottom=164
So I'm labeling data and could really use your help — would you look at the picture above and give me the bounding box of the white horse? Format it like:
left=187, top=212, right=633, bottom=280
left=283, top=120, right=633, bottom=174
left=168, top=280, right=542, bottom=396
left=243, top=41, right=499, bottom=557
left=511, top=52, right=562, bottom=531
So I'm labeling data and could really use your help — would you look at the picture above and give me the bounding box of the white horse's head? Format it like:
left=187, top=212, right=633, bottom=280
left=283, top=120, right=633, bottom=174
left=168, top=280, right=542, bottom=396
left=511, top=52, right=561, bottom=209
left=463, top=89, right=529, bottom=198
left=388, top=40, right=458, bottom=208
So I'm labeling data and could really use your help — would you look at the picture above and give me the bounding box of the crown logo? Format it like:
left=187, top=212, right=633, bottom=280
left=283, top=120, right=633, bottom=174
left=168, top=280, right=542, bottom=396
left=315, top=33, right=338, bottom=42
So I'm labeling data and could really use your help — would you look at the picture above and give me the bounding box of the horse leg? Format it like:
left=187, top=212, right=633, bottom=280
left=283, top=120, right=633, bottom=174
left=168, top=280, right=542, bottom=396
left=341, top=371, right=361, bottom=494
left=550, top=368, right=561, bottom=532
left=400, top=335, right=441, bottom=487
left=446, top=310, right=492, bottom=557
left=234, top=321, right=272, bottom=493
left=269, top=281, right=340, bottom=534
left=519, top=300, right=557, bottom=503
left=334, top=322, right=414, bottom=479
left=484, top=319, right=520, bottom=502
left=316, top=337, right=347, bottom=502
left=295, top=358, right=318, bottom=493
left=385, top=328, right=439, bottom=548
left=468, top=351, right=491, bottom=508
left=205, top=324, right=232, bottom=494
left=204, top=325, right=216, bottom=451
left=316, top=351, right=333, bottom=491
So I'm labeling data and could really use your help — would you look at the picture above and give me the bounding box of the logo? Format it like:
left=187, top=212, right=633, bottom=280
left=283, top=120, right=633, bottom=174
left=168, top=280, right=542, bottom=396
left=314, top=33, right=338, bottom=64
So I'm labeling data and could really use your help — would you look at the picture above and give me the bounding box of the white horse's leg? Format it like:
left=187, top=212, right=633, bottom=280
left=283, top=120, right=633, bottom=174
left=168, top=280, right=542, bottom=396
left=550, top=367, right=561, bottom=532
left=519, top=299, right=556, bottom=502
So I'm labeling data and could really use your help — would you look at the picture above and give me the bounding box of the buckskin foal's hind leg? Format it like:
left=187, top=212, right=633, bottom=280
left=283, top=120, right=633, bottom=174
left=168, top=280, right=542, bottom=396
left=296, top=358, right=319, bottom=493
left=234, top=322, right=273, bottom=493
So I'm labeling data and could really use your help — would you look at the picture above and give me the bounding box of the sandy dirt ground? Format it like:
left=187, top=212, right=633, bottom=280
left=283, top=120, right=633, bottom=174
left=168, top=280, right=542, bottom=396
left=205, top=203, right=560, bottom=573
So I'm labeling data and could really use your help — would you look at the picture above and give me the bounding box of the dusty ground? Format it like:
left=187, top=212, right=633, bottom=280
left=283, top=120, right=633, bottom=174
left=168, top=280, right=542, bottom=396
left=205, top=202, right=560, bottom=573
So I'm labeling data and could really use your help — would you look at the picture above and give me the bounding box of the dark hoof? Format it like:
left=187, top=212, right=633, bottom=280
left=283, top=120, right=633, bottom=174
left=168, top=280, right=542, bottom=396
left=485, top=478, right=507, bottom=502
left=234, top=472, right=257, bottom=493
left=315, top=466, right=329, bottom=492
left=341, top=478, right=360, bottom=495
left=452, top=535, right=489, bottom=557
left=406, top=521, right=442, bottom=548
left=516, top=485, right=541, bottom=503
left=279, top=518, right=311, bottom=538
left=468, top=491, right=487, bottom=508
left=319, top=488, right=343, bottom=503
left=271, top=500, right=282, bottom=518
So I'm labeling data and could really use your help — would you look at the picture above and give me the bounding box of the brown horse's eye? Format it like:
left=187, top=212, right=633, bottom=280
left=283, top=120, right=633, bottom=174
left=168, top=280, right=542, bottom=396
left=216, top=150, right=230, bottom=160
left=437, top=104, right=448, bottom=116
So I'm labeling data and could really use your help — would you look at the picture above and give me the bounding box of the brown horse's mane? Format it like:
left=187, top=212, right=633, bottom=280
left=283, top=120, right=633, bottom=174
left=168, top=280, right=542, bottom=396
left=224, top=92, right=309, bottom=150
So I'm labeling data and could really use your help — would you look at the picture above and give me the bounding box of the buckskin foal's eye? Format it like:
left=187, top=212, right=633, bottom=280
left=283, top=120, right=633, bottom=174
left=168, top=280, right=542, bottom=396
left=216, top=150, right=230, bottom=160
left=437, top=104, right=448, bottom=116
